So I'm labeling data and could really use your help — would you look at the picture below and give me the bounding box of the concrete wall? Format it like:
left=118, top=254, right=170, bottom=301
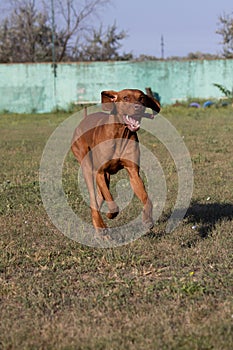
left=0, top=59, right=232, bottom=113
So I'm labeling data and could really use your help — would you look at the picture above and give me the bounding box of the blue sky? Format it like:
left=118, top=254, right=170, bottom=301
left=101, top=0, right=233, bottom=57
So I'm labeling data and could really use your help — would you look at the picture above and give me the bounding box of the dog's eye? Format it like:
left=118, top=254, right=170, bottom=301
left=123, top=96, right=129, bottom=102
left=138, top=96, right=144, bottom=102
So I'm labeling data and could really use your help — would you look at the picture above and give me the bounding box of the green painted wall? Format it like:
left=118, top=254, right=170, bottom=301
left=0, top=60, right=232, bottom=113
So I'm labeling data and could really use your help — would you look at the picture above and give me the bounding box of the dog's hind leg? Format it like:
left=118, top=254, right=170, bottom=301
left=96, top=171, right=119, bottom=219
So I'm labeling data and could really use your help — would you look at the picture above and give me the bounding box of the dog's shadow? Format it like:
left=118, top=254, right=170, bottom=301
left=149, top=202, right=233, bottom=241
left=185, top=201, right=233, bottom=238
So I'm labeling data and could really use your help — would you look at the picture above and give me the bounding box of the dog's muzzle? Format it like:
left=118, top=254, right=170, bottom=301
left=123, top=114, right=141, bottom=132
left=122, top=112, right=156, bottom=132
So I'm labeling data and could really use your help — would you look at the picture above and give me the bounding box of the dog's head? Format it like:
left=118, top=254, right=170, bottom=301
left=101, top=89, right=160, bottom=132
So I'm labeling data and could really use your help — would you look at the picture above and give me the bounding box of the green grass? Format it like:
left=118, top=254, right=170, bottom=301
left=0, top=106, right=233, bottom=349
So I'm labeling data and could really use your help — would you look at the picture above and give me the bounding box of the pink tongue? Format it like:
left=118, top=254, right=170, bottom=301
left=123, top=115, right=140, bottom=131
left=129, top=117, right=137, bottom=126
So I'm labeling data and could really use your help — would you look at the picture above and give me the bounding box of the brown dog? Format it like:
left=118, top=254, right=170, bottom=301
left=71, top=89, right=160, bottom=236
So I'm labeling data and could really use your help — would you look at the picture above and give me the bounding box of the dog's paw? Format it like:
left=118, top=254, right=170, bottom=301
left=93, top=228, right=114, bottom=247
left=143, top=218, right=154, bottom=231
left=106, top=206, right=119, bottom=219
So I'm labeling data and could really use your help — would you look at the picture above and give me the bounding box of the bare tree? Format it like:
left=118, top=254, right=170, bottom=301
left=0, top=0, right=55, bottom=62
left=0, top=0, right=132, bottom=62
left=77, top=22, right=132, bottom=61
left=216, top=12, right=233, bottom=58
left=44, top=0, right=111, bottom=61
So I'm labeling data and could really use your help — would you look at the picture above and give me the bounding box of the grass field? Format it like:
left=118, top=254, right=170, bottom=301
left=0, top=106, right=233, bottom=349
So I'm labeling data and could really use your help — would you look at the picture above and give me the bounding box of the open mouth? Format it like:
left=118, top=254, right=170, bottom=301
left=123, top=114, right=141, bottom=132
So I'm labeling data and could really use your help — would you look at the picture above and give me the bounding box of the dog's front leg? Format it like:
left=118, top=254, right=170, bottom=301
left=126, top=165, right=154, bottom=230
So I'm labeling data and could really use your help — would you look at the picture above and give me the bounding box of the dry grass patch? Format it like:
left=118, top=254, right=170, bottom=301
left=0, top=107, right=233, bottom=349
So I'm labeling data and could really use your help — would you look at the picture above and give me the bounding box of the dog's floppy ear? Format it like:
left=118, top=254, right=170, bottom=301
left=144, top=94, right=161, bottom=114
left=101, top=90, right=118, bottom=111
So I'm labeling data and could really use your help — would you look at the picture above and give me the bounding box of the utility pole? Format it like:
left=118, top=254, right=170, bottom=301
left=161, top=35, right=164, bottom=59
left=51, top=0, right=57, bottom=110
left=51, top=0, right=57, bottom=78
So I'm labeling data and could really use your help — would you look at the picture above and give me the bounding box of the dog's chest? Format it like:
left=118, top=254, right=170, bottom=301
left=92, top=134, right=140, bottom=172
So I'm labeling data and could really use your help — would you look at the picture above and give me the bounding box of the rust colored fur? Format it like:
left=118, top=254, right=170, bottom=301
left=71, top=89, right=160, bottom=235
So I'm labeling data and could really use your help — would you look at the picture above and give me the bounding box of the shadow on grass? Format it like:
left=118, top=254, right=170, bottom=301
left=148, top=202, right=233, bottom=241
left=186, top=202, right=233, bottom=238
